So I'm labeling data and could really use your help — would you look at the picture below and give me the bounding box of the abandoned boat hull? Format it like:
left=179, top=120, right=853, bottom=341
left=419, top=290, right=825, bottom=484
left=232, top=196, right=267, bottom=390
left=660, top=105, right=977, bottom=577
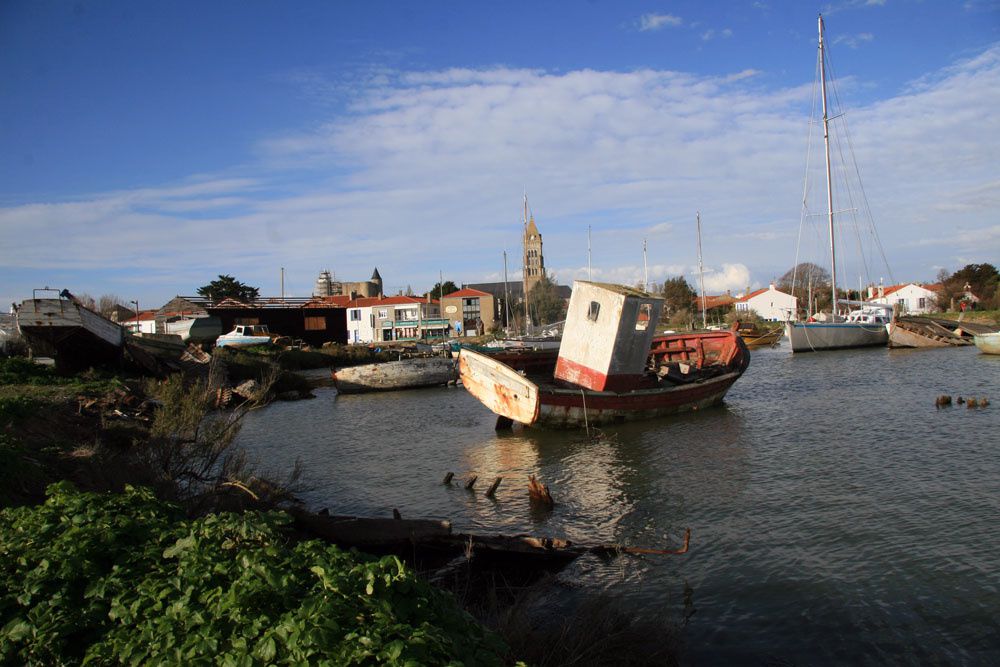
left=459, top=336, right=749, bottom=429
left=333, top=357, right=457, bottom=394
left=534, top=370, right=745, bottom=428
left=163, top=316, right=223, bottom=343
left=739, top=328, right=783, bottom=348
left=886, top=320, right=972, bottom=349
left=973, top=332, right=1000, bottom=355
left=16, top=296, right=125, bottom=369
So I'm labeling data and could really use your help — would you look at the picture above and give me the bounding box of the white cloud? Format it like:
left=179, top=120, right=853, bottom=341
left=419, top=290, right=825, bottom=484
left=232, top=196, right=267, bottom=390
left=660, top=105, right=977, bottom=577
left=834, top=32, right=875, bottom=49
left=638, top=13, right=683, bottom=32
left=3, top=44, right=999, bottom=307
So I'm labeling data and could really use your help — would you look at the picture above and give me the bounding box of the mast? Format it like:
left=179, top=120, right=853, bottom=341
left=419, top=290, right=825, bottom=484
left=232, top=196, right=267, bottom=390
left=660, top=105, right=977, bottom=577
left=523, top=193, right=531, bottom=335
left=642, top=239, right=648, bottom=290
left=696, top=212, right=707, bottom=329
left=588, top=225, right=592, bottom=280
left=503, top=251, right=512, bottom=332
left=819, top=14, right=838, bottom=316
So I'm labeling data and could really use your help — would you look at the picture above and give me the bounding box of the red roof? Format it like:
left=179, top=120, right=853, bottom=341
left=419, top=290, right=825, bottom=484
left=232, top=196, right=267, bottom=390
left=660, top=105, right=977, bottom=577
left=342, top=295, right=429, bottom=308
left=695, top=294, right=737, bottom=308
left=735, top=288, right=766, bottom=303
left=880, top=283, right=943, bottom=297
left=443, top=288, right=492, bottom=298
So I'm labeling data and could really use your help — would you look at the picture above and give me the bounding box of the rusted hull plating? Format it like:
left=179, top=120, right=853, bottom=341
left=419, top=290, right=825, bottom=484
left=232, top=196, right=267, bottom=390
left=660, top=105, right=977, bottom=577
left=458, top=350, right=540, bottom=424
left=534, top=371, right=744, bottom=428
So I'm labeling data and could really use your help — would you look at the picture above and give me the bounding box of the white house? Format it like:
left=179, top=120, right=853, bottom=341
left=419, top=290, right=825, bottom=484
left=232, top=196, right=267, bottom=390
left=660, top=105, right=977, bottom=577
left=868, top=283, right=941, bottom=314
left=733, top=284, right=797, bottom=321
left=345, top=295, right=448, bottom=344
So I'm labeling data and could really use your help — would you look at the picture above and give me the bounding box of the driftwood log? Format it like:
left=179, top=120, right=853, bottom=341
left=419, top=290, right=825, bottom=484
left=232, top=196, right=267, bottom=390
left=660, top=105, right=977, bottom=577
left=289, top=508, right=690, bottom=570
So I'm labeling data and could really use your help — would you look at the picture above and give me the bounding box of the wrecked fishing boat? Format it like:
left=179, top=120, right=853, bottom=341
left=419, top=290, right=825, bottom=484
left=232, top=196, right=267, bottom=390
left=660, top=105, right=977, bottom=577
left=886, top=316, right=972, bottom=349
left=460, top=281, right=750, bottom=429
left=332, top=356, right=458, bottom=394
left=14, top=289, right=125, bottom=371
left=732, top=320, right=784, bottom=348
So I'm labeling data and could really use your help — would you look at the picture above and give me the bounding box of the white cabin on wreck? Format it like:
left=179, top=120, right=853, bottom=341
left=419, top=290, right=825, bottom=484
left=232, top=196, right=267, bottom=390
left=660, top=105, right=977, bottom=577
left=554, top=281, right=664, bottom=392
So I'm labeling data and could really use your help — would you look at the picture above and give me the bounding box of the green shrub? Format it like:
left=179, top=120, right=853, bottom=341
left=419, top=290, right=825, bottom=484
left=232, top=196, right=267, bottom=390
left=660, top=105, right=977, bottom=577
left=0, top=357, right=59, bottom=386
left=0, top=483, right=507, bottom=666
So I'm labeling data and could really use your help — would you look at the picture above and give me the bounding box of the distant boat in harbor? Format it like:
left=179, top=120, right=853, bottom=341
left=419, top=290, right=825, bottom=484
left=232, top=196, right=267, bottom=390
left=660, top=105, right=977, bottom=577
left=973, top=332, right=1000, bottom=355
left=732, top=321, right=783, bottom=348
left=785, top=15, right=893, bottom=353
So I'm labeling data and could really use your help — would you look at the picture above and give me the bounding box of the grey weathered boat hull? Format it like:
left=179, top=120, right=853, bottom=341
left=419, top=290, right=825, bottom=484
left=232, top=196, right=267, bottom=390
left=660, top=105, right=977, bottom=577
left=16, top=297, right=124, bottom=369
left=332, top=357, right=457, bottom=394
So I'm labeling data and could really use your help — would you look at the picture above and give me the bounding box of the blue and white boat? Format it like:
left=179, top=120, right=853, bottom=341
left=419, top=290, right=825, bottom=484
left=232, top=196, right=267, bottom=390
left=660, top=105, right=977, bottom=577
left=215, top=324, right=273, bottom=348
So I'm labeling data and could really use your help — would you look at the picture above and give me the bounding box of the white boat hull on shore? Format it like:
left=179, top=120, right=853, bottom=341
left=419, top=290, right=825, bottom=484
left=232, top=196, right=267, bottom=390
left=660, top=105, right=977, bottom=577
left=332, top=357, right=457, bottom=394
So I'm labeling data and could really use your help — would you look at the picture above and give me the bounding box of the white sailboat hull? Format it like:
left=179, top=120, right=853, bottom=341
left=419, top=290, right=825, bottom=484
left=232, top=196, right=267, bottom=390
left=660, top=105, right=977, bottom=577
left=785, top=321, right=888, bottom=352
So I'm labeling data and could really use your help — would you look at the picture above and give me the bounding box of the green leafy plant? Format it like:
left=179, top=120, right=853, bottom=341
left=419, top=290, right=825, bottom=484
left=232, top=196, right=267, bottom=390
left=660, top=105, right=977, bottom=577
left=0, top=483, right=507, bottom=666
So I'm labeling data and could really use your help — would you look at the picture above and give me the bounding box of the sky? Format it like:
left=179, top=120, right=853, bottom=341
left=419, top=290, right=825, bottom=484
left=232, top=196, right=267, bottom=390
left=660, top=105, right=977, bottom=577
left=2, top=0, right=999, bottom=309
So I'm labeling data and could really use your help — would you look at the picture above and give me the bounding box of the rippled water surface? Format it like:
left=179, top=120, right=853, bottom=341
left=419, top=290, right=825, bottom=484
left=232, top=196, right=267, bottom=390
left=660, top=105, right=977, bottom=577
left=236, top=345, right=1000, bottom=664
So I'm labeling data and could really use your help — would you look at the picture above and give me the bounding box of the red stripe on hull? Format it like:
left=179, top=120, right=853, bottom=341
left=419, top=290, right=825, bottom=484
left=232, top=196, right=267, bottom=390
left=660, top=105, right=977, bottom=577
left=554, top=357, right=647, bottom=392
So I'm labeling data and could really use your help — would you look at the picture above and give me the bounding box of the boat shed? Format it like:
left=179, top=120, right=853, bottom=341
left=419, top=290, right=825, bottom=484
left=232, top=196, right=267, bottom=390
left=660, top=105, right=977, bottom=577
left=178, top=296, right=348, bottom=346
left=554, top=281, right=664, bottom=392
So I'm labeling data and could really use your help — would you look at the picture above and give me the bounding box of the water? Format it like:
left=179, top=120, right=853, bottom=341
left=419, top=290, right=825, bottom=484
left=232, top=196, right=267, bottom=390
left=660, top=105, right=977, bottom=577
left=236, top=345, right=1000, bottom=664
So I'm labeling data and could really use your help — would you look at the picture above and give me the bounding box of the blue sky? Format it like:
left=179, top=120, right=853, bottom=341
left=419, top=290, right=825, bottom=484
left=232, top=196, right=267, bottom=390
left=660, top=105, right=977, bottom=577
left=2, top=0, right=998, bottom=308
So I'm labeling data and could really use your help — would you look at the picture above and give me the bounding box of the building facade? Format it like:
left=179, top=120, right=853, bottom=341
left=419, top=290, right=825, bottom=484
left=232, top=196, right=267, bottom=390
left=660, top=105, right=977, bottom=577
left=312, top=267, right=384, bottom=299
left=440, top=288, right=496, bottom=337
left=734, top=284, right=798, bottom=321
left=868, top=283, right=942, bottom=314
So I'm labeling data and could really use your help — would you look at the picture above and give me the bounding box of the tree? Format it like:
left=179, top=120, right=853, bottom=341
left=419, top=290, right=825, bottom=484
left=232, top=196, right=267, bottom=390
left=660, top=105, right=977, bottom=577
left=528, top=273, right=567, bottom=326
left=197, top=275, right=260, bottom=303
left=777, top=262, right=832, bottom=315
left=948, top=263, right=999, bottom=309
left=660, top=277, right=696, bottom=316
left=426, top=281, right=458, bottom=300
left=98, top=294, right=125, bottom=317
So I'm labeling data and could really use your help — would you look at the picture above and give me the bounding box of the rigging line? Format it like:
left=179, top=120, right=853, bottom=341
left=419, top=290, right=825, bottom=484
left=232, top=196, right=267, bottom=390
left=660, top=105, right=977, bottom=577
left=793, top=45, right=825, bottom=301
left=825, top=39, right=895, bottom=287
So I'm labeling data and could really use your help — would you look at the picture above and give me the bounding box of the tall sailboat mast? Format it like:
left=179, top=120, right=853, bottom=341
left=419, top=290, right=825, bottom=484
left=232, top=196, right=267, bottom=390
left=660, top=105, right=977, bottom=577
left=819, top=14, right=838, bottom=315
left=696, top=212, right=707, bottom=329
left=642, top=239, right=648, bottom=290
left=523, top=193, right=531, bottom=335
left=503, top=250, right=512, bottom=332
left=588, top=226, right=592, bottom=280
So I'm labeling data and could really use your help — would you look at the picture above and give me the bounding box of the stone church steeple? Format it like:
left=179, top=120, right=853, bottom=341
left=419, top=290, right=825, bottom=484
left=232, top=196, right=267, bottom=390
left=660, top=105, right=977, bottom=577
left=523, top=215, right=544, bottom=295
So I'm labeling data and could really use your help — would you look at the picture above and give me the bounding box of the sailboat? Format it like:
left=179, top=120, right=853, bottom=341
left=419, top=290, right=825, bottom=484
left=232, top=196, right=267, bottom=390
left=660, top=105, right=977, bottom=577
left=785, top=15, right=893, bottom=353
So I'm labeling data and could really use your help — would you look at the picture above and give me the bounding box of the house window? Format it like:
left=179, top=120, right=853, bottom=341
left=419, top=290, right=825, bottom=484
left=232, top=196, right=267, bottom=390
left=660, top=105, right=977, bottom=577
left=462, top=298, right=480, bottom=318
left=635, top=303, right=651, bottom=331
left=349, top=309, right=361, bottom=321
left=377, top=309, right=388, bottom=319
left=587, top=301, right=600, bottom=321
left=897, top=298, right=906, bottom=306
left=918, top=298, right=926, bottom=309
left=304, top=316, right=326, bottom=331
